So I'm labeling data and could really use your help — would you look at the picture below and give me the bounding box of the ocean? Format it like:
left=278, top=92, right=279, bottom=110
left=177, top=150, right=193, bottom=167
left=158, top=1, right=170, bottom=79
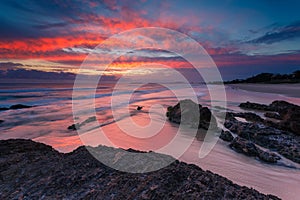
left=0, top=80, right=300, bottom=199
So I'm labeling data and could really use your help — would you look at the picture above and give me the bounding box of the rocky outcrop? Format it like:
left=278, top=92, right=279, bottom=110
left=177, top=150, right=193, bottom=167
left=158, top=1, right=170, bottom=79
left=239, top=101, right=272, bottom=111
left=229, top=137, right=258, bottom=157
left=68, top=116, right=97, bottom=130
left=269, top=100, right=298, bottom=112
left=227, top=112, right=263, bottom=123
left=166, top=99, right=217, bottom=130
left=239, top=100, right=299, bottom=113
left=278, top=106, right=300, bottom=135
left=0, top=104, right=33, bottom=111
left=220, top=130, right=234, bottom=142
left=0, top=139, right=279, bottom=199
left=225, top=117, right=300, bottom=164
left=257, top=149, right=281, bottom=163
left=67, top=123, right=80, bottom=130
left=9, top=104, right=32, bottom=109
left=229, top=137, right=280, bottom=163
left=264, top=112, right=281, bottom=120
left=239, top=100, right=300, bottom=135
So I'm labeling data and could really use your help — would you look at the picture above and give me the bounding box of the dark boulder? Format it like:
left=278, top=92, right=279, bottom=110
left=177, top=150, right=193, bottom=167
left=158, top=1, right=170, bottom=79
left=257, top=149, right=280, bottom=163
left=68, top=116, right=97, bottom=131
left=239, top=101, right=272, bottom=111
left=68, top=123, right=80, bottom=130
left=167, top=99, right=200, bottom=125
left=240, top=112, right=263, bottom=122
left=0, top=104, right=33, bottom=111
left=0, top=120, right=4, bottom=124
left=220, top=130, right=234, bottom=142
left=81, top=116, right=97, bottom=125
left=199, top=107, right=218, bottom=130
left=264, top=112, right=282, bottom=120
left=166, top=99, right=217, bottom=130
left=269, top=100, right=298, bottom=112
left=239, top=100, right=299, bottom=113
left=9, top=104, right=32, bottom=109
left=262, top=102, right=300, bottom=135
left=239, top=100, right=300, bottom=135
left=229, top=136, right=281, bottom=163
left=225, top=116, right=300, bottom=164
left=279, top=106, right=300, bottom=135
left=229, top=112, right=263, bottom=122
left=137, top=106, right=143, bottom=110
left=229, top=137, right=258, bottom=157
left=290, top=121, right=300, bottom=135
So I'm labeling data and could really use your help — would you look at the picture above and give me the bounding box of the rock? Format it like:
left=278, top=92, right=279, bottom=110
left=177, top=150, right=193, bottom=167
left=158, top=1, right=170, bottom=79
left=167, top=99, right=200, bottom=125
left=290, top=121, right=300, bottom=135
left=0, top=139, right=280, bottom=199
left=239, top=100, right=300, bottom=135
left=137, top=106, right=143, bottom=110
left=220, top=130, right=234, bottom=142
left=269, top=100, right=298, bottom=112
left=262, top=103, right=300, bottom=135
left=229, top=137, right=258, bottom=157
left=0, top=104, right=33, bottom=111
left=199, top=107, right=218, bottom=129
left=263, top=120, right=280, bottom=129
left=82, top=116, right=97, bottom=124
left=264, top=112, right=282, bottom=120
left=226, top=101, right=300, bottom=163
left=68, top=123, right=80, bottom=130
left=0, top=120, right=4, bottom=124
left=9, top=104, right=32, bottom=109
left=225, top=116, right=300, bottom=164
left=229, top=137, right=280, bottom=163
left=257, top=149, right=280, bottom=163
left=239, top=101, right=272, bottom=111
left=0, top=139, right=57, bottom=156
left=228, top=112, right=263, bottom=122
left=239, top=112, right=263, bottom=122
left=68, top=116, right=97, bottom=131
left=166, top=99, right=217, bottom=130
left=279, top=106, right=300, bottom=135
left=239, top=100, right=299, bottom=114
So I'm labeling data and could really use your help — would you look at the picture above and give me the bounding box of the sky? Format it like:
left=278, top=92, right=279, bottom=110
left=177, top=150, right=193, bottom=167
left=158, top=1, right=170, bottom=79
left=0, top=0, right=300, bottom=80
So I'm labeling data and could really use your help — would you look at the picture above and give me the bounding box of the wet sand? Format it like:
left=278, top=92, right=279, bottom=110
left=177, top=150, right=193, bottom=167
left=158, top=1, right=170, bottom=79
left=228, top=83, right=300, bottom=98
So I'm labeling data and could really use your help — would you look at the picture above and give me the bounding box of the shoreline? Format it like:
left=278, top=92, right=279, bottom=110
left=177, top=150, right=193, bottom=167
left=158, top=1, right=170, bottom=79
left=1, top=86, right=299, bottom=199
left=227, top=83, right=300, bottom=98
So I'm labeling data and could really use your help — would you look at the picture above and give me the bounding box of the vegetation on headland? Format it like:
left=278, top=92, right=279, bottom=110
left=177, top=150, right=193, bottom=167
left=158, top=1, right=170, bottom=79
left=225, top=70, right=300, bottom=84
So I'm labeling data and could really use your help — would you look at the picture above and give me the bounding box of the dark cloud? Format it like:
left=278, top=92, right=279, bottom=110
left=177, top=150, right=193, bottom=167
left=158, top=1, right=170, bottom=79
left=0, top=69, right=76, bottom=80
left=0, top=68, right=118, bottom=81
left=0, top=62, right=23, bottom=70
left=248, top=21, right=300, bottom=44
left=32, top=22, right=69, bottom=30
left=0, top=0, right=117, bottom=39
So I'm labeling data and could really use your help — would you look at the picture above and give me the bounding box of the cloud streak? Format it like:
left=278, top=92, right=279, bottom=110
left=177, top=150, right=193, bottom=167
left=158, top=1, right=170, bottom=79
left=248, top=21, right=300, bottom=44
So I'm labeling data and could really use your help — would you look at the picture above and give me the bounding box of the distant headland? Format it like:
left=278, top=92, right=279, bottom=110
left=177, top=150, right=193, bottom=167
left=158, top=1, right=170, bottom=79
left=225, top=70, right=300, bottom=84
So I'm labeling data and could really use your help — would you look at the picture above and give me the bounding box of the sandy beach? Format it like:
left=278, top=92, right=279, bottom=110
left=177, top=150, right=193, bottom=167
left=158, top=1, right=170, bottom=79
left=228, top=83, right=300, bottom=98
